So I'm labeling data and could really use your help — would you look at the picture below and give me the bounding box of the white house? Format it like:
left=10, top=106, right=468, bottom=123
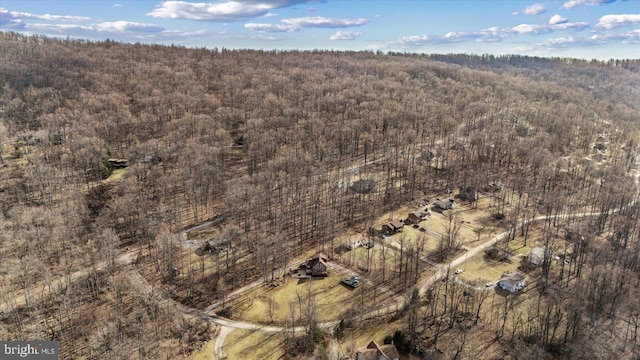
left=497, top=272, right=525, bottom=293
left=433, top=198, right=455, bottom=210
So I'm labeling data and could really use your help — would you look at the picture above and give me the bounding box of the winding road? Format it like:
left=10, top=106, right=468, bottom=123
left=2, top=156, right=637, bottom=360
left=206, top=166, right=640, bottom=358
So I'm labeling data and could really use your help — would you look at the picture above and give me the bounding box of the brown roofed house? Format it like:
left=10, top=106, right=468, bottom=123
left=356, top=341, right=399, bottom=360
left=382, top=220, right=404, bottom=235
left=407, top=209, right=430, bottom=224
left=295, top=253, right=329, bottom=278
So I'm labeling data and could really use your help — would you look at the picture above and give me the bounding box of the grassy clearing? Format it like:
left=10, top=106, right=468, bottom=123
left=105, top=168, right=127, bottom=182
left=223, top=329, right=285, bottom=360
left=388, top=226, right=439, bottom=253
left=456, top=252, right=521, bottom=285
left=428, top=210, right=487, bottom=247
left=188, top=338, right=217, bottom=360
left=227, top=266, right=393, bottom=324
left=337, top=244, right=398, bottom=274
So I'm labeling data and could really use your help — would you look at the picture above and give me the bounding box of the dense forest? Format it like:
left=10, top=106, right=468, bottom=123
left=1, top=31, right=639, bottom=359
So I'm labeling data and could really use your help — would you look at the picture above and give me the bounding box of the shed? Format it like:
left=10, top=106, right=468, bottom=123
left=528, top=247, right=546, bottom=266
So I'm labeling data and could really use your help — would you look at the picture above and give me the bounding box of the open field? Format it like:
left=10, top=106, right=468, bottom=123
left=224, top=266, right=394, bottom=325
left=454, top=251, right=520, bottom=285
left=223, top=329, right=285, bottom=360
left=229, top=267, right=390, bottom=324
left=105, top=168, right=127, bottom=182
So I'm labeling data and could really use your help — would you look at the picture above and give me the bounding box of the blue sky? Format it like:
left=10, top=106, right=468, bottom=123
left=1, top=0, right=639, bottom=59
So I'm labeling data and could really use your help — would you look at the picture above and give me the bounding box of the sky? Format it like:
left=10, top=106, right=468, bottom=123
left=1, top=0, right=639, bottom=59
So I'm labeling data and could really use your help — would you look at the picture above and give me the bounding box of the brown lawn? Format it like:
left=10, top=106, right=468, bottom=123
left=226, top=266, right=394, bottom=325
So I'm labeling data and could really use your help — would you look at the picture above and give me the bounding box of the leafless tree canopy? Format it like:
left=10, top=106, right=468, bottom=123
left=1, top=32, right=639, bottom=359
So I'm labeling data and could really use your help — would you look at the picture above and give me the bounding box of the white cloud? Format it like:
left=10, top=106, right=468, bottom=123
left=596, top=14, right=640, bottom=29
left=511, top=23, right=551, bottom=34
left=444, top=27, right=504, bottom=42
left=281, top=16, right=368, bottom=28
left=552, top=21, right=588, bottom=30
left=509, top=21, right=587, bottom=35
left=25, top=23, right=95, bottom=34
left=329, top=30, right=362, bottom=40
left=591, top=29, right=640, bottom=44
left=549, top=14, right=568, bottom=25
left=264, top=12, right=278, bottom=17
left=622, top=29, right=640, bottom=43
left=1, top=19, right=26, bottom=29
left=114, top=3, right=123, bottom=7
left=394, top=34, right=432, bottom=46
left=396, top=18, right=589, bottom=48
left=562, top=0, right=615, bottom=9
left=542, top=36, right=577, bottom=47
left=475, top=27, right=505, bottom=42
left=0, top=7, right=91, bottom=22
left=96, top=21, right=165, bottom=34
left=249, top=34, right=282, bottom=41
left=22, top=21, right=222, bottom=42
left=147, top=0, right=309, bottom=22
left=513, top=3, right=547, bottom=15
left=161, top=29, right=214, bottom=37
left=23, top=21, right=165, bottom=36
left=244, top=22, right=294, bottom=32
left=245, top=16, right=368, bottom=33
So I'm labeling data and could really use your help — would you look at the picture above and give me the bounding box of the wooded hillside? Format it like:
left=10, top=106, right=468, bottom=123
left=1, top=32, right=639, bottom=359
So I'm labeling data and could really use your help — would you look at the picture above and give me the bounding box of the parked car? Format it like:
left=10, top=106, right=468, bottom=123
left=342, top=275, right=361, bottom=288
left=455, top=269, right=464, bottom=274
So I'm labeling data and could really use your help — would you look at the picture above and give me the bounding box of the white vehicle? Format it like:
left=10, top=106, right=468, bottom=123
left=455, top=269, right=463, bottom=274
left=485, top=282, right=494, bottom=287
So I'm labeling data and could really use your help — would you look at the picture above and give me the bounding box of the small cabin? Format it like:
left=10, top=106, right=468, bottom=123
left=107, top=158, right=129, bottom=169
left=527, top=247, right=546, bottom=266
